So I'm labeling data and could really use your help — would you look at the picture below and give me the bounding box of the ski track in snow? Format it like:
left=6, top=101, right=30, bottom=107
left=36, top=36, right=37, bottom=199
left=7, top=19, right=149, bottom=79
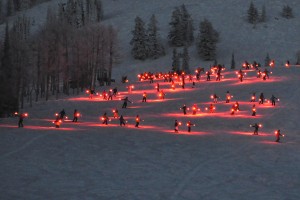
left=0, top=133, right=51, bottom=159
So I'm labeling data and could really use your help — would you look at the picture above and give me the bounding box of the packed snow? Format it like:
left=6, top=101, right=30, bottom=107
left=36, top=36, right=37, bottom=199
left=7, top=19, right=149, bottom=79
left=1, top=0, right=300, bottom=199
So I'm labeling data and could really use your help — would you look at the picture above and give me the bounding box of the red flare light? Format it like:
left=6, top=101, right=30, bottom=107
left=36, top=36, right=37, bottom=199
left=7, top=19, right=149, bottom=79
left=179, top=122, right=182, bottom=126
left=86, top=90, right=89, bottom=93
left=24, top=113, right=28, bottom=117
left=259, top=124, right=262, bottom=128
left=14, top=112, right=18, bottom=115
left=76, top=113, right=80, bottom=117
left=55, top=113, right=59, bottom=116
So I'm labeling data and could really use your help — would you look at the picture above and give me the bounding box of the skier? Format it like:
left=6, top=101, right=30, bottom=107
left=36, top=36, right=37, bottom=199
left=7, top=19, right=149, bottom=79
left=213, top=93, right=219, bottom=103
left=192, top=104, right=198, bottom=115
left=252, top=104, right=256, bottom=116
left=159, top=90, right=165, bottom=99
left=206, top=70, right=211, bottom=81
left=216, top=70, right=221, bottom=81
left=259, top=93, right=264, bottom=104
left=231, top=104, right=236, bottom=115
left=142, top=92, right=147, bottom=102
left=89, top=88, right=95, bottom=99
left=119, top=115, right=126, bottom=126
left=156, top=83, right=160, bottom=92
left=18, top=113, right=26, bottom=128
left=107, top=90, right=113, bottom=100
left=275, top=129, right=283, bottom=142
left=234, top=101, right=240, bottom=111
left=174, top=120, right=179, bottom=133
left=135, top=115, right=140, bottom=127
left=187, top=121, right=194, bottom=132
left=102, top=112, right=109, bottom=125
left=263, top=68, right=270, bottom=80
left=181, top=104, right=187, bottom=115
left=113, top=109, right=119, bottom=118
left=209, top=104, right=215, bottom=113
left=72, top=109, right=79, bottom=122
left=251, top=123, right=259, bottom=135
left=113, top=87, right=118, bottom=96
left=59, top=109, right=66, bottom=120
left=257, top=70, right=262, bottom=78
left=270, top=94, right=278, bottom=106
left=251, top=92, right=256, bottom=102
left=102, top=90, right=107, bottom=100
left=54, top=118, right=61, bottom=128
left=238, top=69, right=244, bottom=82
left=121, top=97, right=132, bottom=108
left=226, top=91, right=231, bottom=103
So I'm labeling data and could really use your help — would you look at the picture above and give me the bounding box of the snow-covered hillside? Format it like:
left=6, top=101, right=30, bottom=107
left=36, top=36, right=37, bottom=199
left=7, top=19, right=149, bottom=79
left=1, top=66, right=300, bottom=199
left=1, top=0, right=300, bottom=199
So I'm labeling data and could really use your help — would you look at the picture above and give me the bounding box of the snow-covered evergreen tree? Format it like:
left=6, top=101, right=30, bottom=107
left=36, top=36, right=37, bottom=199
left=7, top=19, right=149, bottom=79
left=181, top=4, right=194, bottom=45
left=182, top=46, right=190, bottom=73
left=130, top=16, right=148, bottom=60
left=196, top=18, right=219, bottom=61
left=146, top=14, right=165, bottom=59
left=171, top=48, right=180, bottom=72
left=264, top=53, right=271, bottom=67
left=281, top=5, right=294, bottom=19
left=168, top=7, right=183, bottom=46
left=168, top=5, right=194, bottom=47
left=231, top=53, right=235, bottom=69
left=247, top=2, right=258, bottom=24
left=260, top=5, right=266, bottom=22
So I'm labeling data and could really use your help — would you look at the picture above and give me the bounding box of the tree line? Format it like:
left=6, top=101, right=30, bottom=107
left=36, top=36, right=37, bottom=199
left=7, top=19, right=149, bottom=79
left=0, top=0, right=120, bottom=117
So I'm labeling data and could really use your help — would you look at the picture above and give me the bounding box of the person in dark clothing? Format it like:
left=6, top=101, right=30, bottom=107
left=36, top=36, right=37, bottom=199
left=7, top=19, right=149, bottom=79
left=270, top=95, right=278, bottom=106
left=59, top=109, right=66, bottom=120
left=181, top=104, right=187, bottom=115
left=238, top=69, right=244, bottom=82
left=135, top=115, right=140, bottom=127
left=213, top=93, right=219, bottom=103
left=275, top=129, right=283, bottom=142
left=113, top=87, right=118, bottom=96
left=187, top=121, right=194, bottom=132
left=174, top=120, right=179, bottom=133
left=72, top=109, right=79, bottom=122
left=252, top=104, right=256, bottom=116
left=259, top=93, right=264, bottom=104
left=226, top=91, right=231, bottom=103
left=102, top=112, right=109, bottom=125
left=122, top=97, right=132, bottom=108
left=119, top=115, right=126, bottom=126
left=18, top=113, right=26, bottom=128
left=156, top=83, right=160, bottom=92
left=142, top=92, right=147, bottom=102
left=251, top=123, right=259, bottom=135
left=113, top=109, right=119, bottom=118
left=206, top=71, right=211, bottom=81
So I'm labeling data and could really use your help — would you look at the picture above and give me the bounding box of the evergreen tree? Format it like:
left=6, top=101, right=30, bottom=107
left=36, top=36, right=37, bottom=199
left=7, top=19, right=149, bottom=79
left=281, top=5, right=294, bottom=19
left=260, top=5, right=266, bottom=22
left=171, top=48, right=180, bottom=72
left=182, top=46, right=190, bottom=73
left=247, top=2, right=259, bottom=24
left=231, top=53, right=235, bottom=69
left=264, top=53, right=271, bottom=67
left=147, top=14, right=165, bottom=59
left=181, top=4, right=194, bottom=45
left=196, top=18, right=219, bottom=61
left=130, top=16, right=148, bottom=60
left=168, top=7, right=183, bottom=46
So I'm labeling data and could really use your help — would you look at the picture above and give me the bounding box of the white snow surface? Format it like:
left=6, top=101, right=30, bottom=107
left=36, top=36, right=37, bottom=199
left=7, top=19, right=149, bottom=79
left=1, top=0, right=300, bottom=199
